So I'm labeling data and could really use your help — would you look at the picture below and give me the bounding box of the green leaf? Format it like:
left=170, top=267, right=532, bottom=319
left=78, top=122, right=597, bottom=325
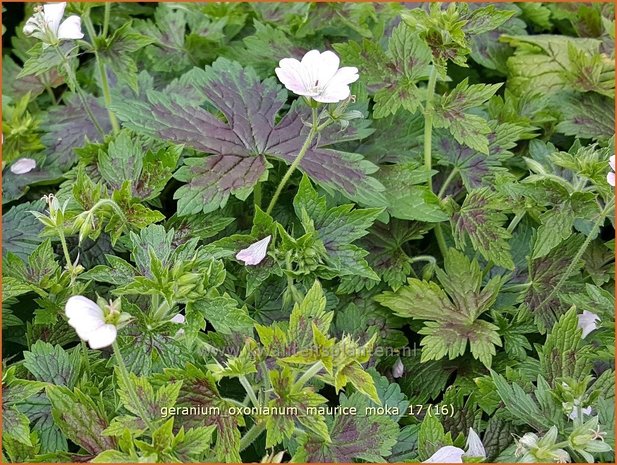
left=23, top=342, right=79, bottom=387
left=418, top=414, right=448, bottom=460
left=452, top=187, right=515, bottom=270
left=98, top=22, right=154, bottom=91
left=540, top=307, right=594, bottom=385
left=375, top=163, right=448, bottom=222
left=186, top=295, right=254, bottom=335
left=336, top=23, right=431, bottom=118
left=376, top=249, right=504, bottom=367
left=433, top=79, right=502, bottom=154
left=490, top=371, right=556, bottom=431
left=2, top=200, right=44, bottom=261
left=265, top=367, right=329, bottom=448
left=46, top=386, right=116, bottom=455
left=154, top=364, right=241, bottom=462
left=293, top=176, right=382, bottom=279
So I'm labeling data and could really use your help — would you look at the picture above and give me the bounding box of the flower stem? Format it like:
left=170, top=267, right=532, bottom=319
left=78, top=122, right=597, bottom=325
left=83, top=12, right=120, bottom=134
left=266, top=106, right=319, bottom=215
left=53, top=45, right=104, bottom=136
left=294, top=360, right=324, bottom=389
left=112, top=340, right=156, bottom=432
left=438, top=168, right=459, bottom=199
left=423, top=66, right=448, bottom=258
left=536, top=198, right=614, bottom=312
left=103, top=2, right=111, bottom=38
left=239, top=423, right=266, bottom=452
left=239, top=375, right=259, bottom=407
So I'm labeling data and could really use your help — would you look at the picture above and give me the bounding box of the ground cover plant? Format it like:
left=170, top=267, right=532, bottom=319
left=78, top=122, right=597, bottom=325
left=1, top=1, right=615, bottom=463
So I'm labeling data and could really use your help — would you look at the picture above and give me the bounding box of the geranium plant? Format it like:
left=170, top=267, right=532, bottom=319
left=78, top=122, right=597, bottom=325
left=2, top=2, right=615, bottom=464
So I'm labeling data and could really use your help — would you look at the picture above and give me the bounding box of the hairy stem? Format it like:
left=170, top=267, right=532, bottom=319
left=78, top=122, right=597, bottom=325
left=423, top=66, right=448, bottom=258
left=266, top=106, right=319, bottom=215
left=83, top=12, right=120, bottom=133
left=103, top=2, right=111, bottom=38
left=112, top=341, right=156, bottom=432
left=53, top=46, right=104, bottom=136
left=239, top=423, right=266, bottom=452
left=239, top=375, right=259, bottom=407
left=294, top=360, right=324, bottom=389
left=438, top=168, right=459, bottom=199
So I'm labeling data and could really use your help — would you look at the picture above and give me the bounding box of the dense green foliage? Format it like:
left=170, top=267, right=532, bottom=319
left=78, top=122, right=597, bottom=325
left=2, top=2, right=615, bottom=463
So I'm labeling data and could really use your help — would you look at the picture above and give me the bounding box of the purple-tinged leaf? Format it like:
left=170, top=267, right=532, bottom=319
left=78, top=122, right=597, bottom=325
left=112, top=58, right=385, bottom=214
left=41, top=95, right=112, bottom=170
left=3, top=56, right=64, bottom=99
left=451, top=187, right=514, bottom=270
left=154, top=364, right=241, bottom=462
left=46, top=386, right=116, bottom=455
left=174, top=155, right=267, bottom=215
left=435, top=122, right=527, bottom=190
left=556, top=93, right=615, bottom=140
left=523, top=235, right=585, bottom=332
left=293, top=392, right=399, bottom=462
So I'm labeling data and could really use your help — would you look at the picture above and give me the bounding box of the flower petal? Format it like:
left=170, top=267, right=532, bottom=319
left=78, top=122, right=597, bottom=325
left=171, top=314, right=185, bottom=324
left=43, top=2, right=66, bottom=35
left=314, top=83, right=351, bottom=103
left=610, top=155, right=615, bottom=171
left=315, top=51, right=341, bottom=87
left=577, top=310, right=600, bottom=339
left=57, top=15, right=84, bottom=40
left=87, top=324, right=117, bottom=349
left=23, top=16, right=42, bottom=36
left=464, top=428, right=486, bottom=458
left=236, top=235, right=272, bottom=266
left=65, top=295, right=104, bottom=321
left=607, top=172, right=615, bottom=187
left=9, top=158, right=37, bottom=175
left=276, top=58, right=313, bottom=95
left=423, top=446, right=465, bottom=463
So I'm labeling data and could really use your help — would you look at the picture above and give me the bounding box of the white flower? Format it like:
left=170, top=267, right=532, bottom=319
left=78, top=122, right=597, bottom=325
left=464, top=428, right=486, bottom=459
left=275, top=50, right=359, bottom=103
left=10, top=158, right=37, bottom=174
left=423, top=446, right=465, bottom=463
left=171, top=313, right=185, bottom=336
left=577, top=310, right=600, bottom=339
left=568, top=406, right=593, bottom=420
left=65, top=296, right=117, bottom=349
left=392, top=357, right=404, bottom=378
left=236, top=235, right=271, bottom=266
left=23, top=2, right=84, bottom=44
left=607, top=155, right=615, bottom=187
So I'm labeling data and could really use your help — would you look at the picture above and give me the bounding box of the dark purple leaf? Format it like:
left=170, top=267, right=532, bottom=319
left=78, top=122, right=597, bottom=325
left=41, top=95, right=112, bottom=170
left=112, top=58, right=385, bottom=214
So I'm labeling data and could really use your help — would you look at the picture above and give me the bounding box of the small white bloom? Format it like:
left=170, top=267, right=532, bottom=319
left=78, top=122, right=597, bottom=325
left=577, top=310, right=600, bottom=339
left=10, top=158, right=37, bottom=174
left=236, top=235, right=271, bottom=266
left=568, top=406, right=593, bottom=420
left=392, top=357, right=404, bottom=378
left=464, top=428, right=486, bottom=459
left=65, top=296, right=117, bottom=349
left=607, top=155, right=615, bottom=187
left=23, top=2, right=84, bottom=44
left=275, top=50, right=359, bottom=103
left=423, top=446, right=465, bottom=463
left=515, top=432, right=539, bottom=457
left=171, top=313, right=185, bottom=336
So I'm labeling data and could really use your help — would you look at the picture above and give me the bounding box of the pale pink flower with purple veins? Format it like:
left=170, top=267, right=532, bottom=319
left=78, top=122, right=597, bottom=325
left=391, top=357, right=404, bottom=378
left=236, top=235, right=271, bottom=266
left=275, top=50, right=359, bottom=103
left=10, top=158, right=37, bottom=174
left=607, top=155, right=615, bottom=187
left=568, top=406, right=592, bottom=420
left=578, top=310, right=600, bottom=339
